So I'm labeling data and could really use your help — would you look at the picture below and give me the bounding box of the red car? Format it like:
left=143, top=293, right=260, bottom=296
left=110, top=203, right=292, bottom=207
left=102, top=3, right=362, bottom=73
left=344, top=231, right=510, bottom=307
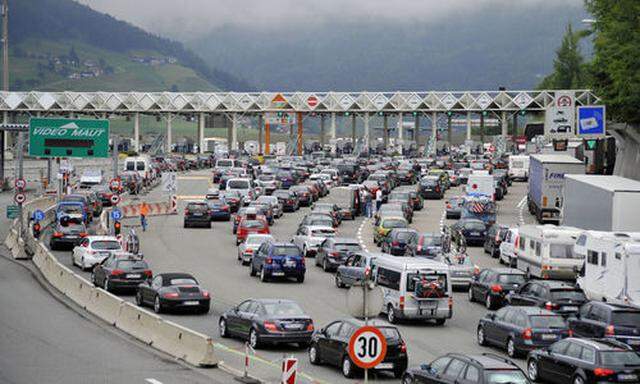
left=236, top=216, right=270, bottom=245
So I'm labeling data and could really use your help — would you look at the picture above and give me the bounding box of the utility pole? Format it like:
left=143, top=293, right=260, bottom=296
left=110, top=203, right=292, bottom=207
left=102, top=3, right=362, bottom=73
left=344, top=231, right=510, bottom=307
left=0, top=0, right=8, bottom=186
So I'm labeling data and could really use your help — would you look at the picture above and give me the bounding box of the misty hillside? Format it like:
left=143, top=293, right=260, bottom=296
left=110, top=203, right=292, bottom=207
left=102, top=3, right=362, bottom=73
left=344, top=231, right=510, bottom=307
left=10, top=0, right=251, bottom=91
left=188, top=3, right=588, bottom=91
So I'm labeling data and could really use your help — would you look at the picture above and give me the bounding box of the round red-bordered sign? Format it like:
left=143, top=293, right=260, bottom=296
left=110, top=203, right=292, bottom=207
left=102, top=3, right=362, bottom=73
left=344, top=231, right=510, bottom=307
left=109, top=178, right=121, bottom=191
left=14, top=192, right=26, bottom=205
left=348, top=325, right=388, bottom=369
left=15, top=178, right=26, bottom=190
left=110, top=194, right=120, bottom=205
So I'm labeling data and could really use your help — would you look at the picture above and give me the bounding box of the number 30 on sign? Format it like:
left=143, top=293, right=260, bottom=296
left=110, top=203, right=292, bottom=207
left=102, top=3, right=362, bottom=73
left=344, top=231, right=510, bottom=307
left=348, top=326, right=388, bottom=369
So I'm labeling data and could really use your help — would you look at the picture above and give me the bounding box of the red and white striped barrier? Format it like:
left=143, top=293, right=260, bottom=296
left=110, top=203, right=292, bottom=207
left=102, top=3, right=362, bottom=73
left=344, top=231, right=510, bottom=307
left=120, top=198, right=177, bottom=218
left=281, top=357, right=298, bottom=384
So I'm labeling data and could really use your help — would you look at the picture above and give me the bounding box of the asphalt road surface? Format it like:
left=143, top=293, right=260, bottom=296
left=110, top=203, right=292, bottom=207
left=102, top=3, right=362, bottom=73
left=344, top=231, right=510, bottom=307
left=49, top=170, right=539, bottom=383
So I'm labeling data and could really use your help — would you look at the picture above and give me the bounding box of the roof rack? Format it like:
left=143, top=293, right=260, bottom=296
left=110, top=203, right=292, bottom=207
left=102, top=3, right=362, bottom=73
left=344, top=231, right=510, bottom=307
left=481, top=353, right=520, bottom=368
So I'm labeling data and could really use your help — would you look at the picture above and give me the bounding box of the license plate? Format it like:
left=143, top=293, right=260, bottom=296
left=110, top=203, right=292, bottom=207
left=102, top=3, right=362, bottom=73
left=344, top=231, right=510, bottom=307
left=562, top=306, right=578, bottom=312
left=541, top=334, right=557, bottom=340
left=193, top=213, right=203, bottom=216
left=375, top=363, right=393, bottom=370
left=285, top=323, right=304, bottom=330
left=272, top=271, right=285, bottom=276
left=183, top=301, right=199, bottom=306
left=127, top=274, right=141, bottom=279
left=471, top=232, right=480, bottom=236
left=619, top=374, right=638, bottom=381
left=421, top=301, right=437, bottom=309
left=67, top=235, right=78, bottom=239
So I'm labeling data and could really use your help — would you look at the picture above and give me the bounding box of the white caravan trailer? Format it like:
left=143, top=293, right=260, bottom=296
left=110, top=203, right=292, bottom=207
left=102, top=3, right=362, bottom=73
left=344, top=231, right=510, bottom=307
left=576, top=231, right=640, bottom=308
left=516, top=225, right=584, bottom=280
left=373, top=256, right=452, bottom=325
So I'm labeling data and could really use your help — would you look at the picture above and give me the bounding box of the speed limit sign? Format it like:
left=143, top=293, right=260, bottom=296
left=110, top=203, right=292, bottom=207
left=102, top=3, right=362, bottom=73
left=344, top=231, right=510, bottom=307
left=348, top=326, right=387, bottom=369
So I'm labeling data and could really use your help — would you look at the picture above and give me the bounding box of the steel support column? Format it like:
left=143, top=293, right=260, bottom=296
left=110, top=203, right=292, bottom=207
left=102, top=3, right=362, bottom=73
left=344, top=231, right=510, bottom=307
left=414, top=115, right=420, bottom=147
left=431, top=112, right=437, bottom=153
left=166, top=114, right=172, bottom=153
left=198, top=112, right=205, bottom=154
left=447, top=114, right=452, bottom=146
left=319, top=114, right=326, bottom=147
left=513, top=114, right=519, bottom=136
left=297, top=112, right=303, bottom=156
left=383, top=114, right=389, bottom=147
left=466, top=112, right=472, bottom=141
left=398, top=112, right=404, bottom=140
left=351, top=114, right=356, bottom=148
left=265, top=117, right=271, bottom=155
left=330, top=112, right=336, bottom=139
left=480, top=113, right=485, bottom=143
left=363, top=112, right=370, bottom=151
left=257, top=114, right=263, bottom=154
left=501, top=111, right=508, bottom=138
left=133, top=112, right=140, bottom=153
left=231, top=113, right=238, bottom=150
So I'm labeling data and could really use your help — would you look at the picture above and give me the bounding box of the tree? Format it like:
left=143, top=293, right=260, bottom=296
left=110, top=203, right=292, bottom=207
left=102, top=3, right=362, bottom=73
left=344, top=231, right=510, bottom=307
left=538, top=23, right=586, bottom=90
left=586, top=0, right=640, bottom=125
left=68, top=46, right=80, bottom=67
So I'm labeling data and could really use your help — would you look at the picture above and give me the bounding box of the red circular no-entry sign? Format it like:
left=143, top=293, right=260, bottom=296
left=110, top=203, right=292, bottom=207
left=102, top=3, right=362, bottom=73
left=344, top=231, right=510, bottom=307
left=307, top=95, right=319, bottom=108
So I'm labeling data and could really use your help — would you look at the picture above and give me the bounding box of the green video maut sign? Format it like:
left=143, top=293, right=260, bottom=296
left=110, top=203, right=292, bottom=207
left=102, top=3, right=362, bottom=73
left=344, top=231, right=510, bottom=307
left=29, top=118, right=110, bottom=158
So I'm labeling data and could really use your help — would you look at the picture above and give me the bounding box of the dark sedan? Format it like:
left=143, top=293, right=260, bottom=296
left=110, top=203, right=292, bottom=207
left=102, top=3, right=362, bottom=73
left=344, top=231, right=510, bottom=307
left=507, top=280, right=587, bottom=318
left=484, top=224, right=509, bottom=258
left=315, top=237, right=362, bottom=272
left=381, top=228, right=417, bottom=256
left=206, top=199, right=231, bottom=221
left=568, top=302, right=640, bottom=350
left=419, top=176, right=444, bottom=199
left=92, top=254, right=152, bottom=292
left=291, top=185, right=313, bottom=207
left=135, top=273, right=210, bottom=314
left=183, top=201, right=212, bottom=228
left=273, top=189, right=299, bottom=212
left=50, top=220, right=87, bottom=250
left=406, top=232, right=443, bottom=258
left=469, top=268, right=527, bottom=310
left=451, top=218, right=488, bottom=246
left=477, top=306, right=571, bottom=358
left=219, top=299, right=314, bottom=349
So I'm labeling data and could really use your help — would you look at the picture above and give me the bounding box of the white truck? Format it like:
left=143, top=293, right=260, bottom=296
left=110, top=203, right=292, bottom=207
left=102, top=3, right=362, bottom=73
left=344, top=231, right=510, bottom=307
left=576, top=231, right=640, bottom=308
left=527, top=154, right=584, bottom=224
left=508, top=155, right=530, bottom=181
left=561, top=175, right=640, bottom=231
left=465, top=173, right=495, bottom=199
left=123, top=155, right=152, bottom=185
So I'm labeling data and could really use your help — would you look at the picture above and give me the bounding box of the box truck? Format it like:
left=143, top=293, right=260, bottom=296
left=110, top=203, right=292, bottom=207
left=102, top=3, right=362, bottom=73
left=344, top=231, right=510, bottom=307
left=508, top=155, right=530, bottom=181
left=576, top=231, right=640, bottom=308
left=527, top=154, right=584, bottom=224
left=561, top=175, right=640, bottom=231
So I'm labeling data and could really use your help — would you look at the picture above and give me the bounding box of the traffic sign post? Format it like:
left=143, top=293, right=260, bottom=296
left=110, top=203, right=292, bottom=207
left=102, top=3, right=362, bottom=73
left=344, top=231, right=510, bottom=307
left=348, top=326, right=388, bottom=383
left=577, top=105, right=606, bottom=137
left=29, top=118, right=110, bottom=158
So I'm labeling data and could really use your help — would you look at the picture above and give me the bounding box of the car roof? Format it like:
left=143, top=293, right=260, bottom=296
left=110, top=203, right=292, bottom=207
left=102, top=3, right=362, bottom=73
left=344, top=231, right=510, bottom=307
left=488, top=267, right=525, bottom=275
left=252, top=298, right=298, bottom=305
left=535, top=280, right=578, bottom=289
left=332, top=237, right=359, bottom=243
left=508, top=306, right=558, bottom=316
left=590, top=301, right=640, bottom=312
left=567, top=337, right=634, bottom=351
left=270, top=242, right=298, bottom=247
left=159, top=272, right=195, bottom=281
left=305, top=225, right=335, bottom=231
left=447, top=353, right=520, bottom=370
left=87, top=236, right=119, bottom=241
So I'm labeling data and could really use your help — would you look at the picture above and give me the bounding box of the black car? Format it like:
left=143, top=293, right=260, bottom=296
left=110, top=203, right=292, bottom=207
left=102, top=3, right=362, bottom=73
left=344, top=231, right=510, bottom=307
left=507, top=280, right=587, bottom=318
left=381, top=228, right=417, bottom=256
left=311, top=203, right=342, bottom=225
left=527, top=338, right=640, bottom=384
left=183, top=201, right=212, bottom=228
left=445, top=197, right=463, bottom=219
left=309, top=319, right=408, bottom=378
left=419, top=176, right=444, bottom=199
left=451, top=218, right=488, bottom=246
left=478, top=306, right=571, bottom=358
left=220, top=190, right=242, bottom=213
left=300, top=213, right=336, bottom=229
left=402, top=352, right=529, bottom=384
left=135, top=272, right=210, bottom=314
left=469, top=268, right=527, bottom=310
left=206, top=199, right=231, bottom=221
left=273, top=189, right=299, bottom=212
left=219, top=299, right=314, bottom=349
left=484, top=224, right=509, bottom=258
left=50, top=219, right=87, bottom=250
left=406, top=232, right=444, bottom=258
left=92, top=254, right=152, bottom=292
left=291, top=185, right=313, bottom=206
left=315, top=237, right=362, bottom=272
left=568, top=302, right=640, bottom=351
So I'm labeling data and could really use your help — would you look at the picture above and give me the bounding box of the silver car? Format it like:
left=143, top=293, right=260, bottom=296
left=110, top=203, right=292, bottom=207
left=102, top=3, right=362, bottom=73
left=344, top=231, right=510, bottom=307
left=435, top=253, right=477, bottom=290
left=237, top=234, right=274, bottom=265
left=256, top=195, right=283, bottom=218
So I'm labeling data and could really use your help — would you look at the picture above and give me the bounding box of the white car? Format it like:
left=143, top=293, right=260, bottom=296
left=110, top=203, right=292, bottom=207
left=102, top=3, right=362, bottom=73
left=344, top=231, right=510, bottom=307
left=256, top=195, right=283, bottom=218
left=79, top=169, right=103, bottom=188
left=292, top=225, right=336, bottom=257
left=237, top=234, right=275, bottom=265
left=72, top=236, right=123, bottom=270
left=499, top=228, right=519, bottom=267
left=310, top=173, right=333, bottom=188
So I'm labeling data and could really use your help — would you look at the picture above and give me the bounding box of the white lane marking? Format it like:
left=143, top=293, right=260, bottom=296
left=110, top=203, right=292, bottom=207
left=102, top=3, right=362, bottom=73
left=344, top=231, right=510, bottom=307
left=439, top=209, right=447, bottom=232
left=357, top=218, right=369, bottom=250
left=145, top=379, right=163, bottom=384
left=518, top=196, right=526, bottom=226
left=517, top=195, right=527, bottom=208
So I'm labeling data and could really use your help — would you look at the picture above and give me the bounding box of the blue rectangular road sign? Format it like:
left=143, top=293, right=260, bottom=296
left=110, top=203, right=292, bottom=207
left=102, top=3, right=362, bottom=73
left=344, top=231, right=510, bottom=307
left=577, top=105, right=606, bottom=136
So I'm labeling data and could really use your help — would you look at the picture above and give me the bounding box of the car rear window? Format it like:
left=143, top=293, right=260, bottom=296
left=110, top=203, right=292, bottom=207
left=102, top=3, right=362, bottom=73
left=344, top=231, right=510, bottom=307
left=263, top=301, right=305, bottom=316
left=464, top=222, right=486, bottom=231
left=529, top=315, right=566, bottom=329
left=383, top=219, right=407, bottom=228
left=336, top=243, right=362, bottom=252
left=92, top=241, right=121, bottom=250
left=246, top=235, right=273, bottom=245
left=550, top=289, right=586, bottom=301
left=422, top=235, right=443, bottom=246
left=242, top=220, right=265, bottom=229
left=188, top=203, right=209, bottom=213
left=550, top=244, right=580, bottom=259
left=311, top=229, right=335, bottom=237
left=273, top=246, right=300, bottom=257
left=396, top=231, right=414, bottom=241
left=599, top=351, right=640, bottom=366
left=168, top=278, right=197, bottom=286
left=484, top=370, right=528, bottom=384
left=228, top=180, right=250, bottom=189
left=611, top=311, right=640, bottom=328
left=217, top=160, right=233, bottom=167
left=498, top=274, right=526, bottom=285
left=379, top=327, right=401, bottom=341
left=116, top=260, right=148, bottom=269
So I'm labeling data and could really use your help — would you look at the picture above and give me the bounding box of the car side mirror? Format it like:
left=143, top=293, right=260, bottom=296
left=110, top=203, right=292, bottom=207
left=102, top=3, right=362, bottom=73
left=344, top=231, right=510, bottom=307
left=420, top=363, right=431, bottom=371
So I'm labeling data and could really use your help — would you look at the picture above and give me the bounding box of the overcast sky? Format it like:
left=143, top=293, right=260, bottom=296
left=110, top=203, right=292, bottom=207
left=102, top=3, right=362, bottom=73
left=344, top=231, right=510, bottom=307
left=77, top=0, right=584, bottom=40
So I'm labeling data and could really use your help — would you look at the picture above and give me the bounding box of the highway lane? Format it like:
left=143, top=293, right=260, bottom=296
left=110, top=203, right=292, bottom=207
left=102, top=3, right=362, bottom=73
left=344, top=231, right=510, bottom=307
left=0, top=253, right=220, bottom=384
left=50, top=171, right=538, bottom=383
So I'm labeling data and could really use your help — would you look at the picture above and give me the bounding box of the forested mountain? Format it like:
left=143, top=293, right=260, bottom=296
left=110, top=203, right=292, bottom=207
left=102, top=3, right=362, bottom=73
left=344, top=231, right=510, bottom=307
left=10, top=0, right=251, bottom=91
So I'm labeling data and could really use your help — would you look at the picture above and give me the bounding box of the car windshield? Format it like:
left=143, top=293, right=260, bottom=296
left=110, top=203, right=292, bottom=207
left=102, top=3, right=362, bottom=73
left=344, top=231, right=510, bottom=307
left=406, top=273, right=448, bottom=293
left=335, top=243, right=362, bottom=252
left=311, top=229, right=335, bottom=237
left=258, top=175, right=274, bottom=181
left=498, top=274, right=526, bottom=285
left=383, top=219, right=406, bottom=229
left=611, top=311, right=640, bottom=328
left=273, top=246, right=300, bottom=257
left=600, top=351, right=640, bottom=366
left=228, top=180, right=249, bottom=189
left=169, top=278, right=198, bottom=286
left=92, top=241, right=121, bottom=250
left=550, top=289, right=586, bottom=301
left=484, top=370, right=528, bottom=384
left=242, top=220, right=265, bottom=229
left=529, top=315, right=566, bottom=329
left=59, top=205, right=82, bottom=214
left=550, top=244, right=581, bottom=259
left=263, top=301, right=305, bottom=316
left=116, top=260, right=148, bottom=269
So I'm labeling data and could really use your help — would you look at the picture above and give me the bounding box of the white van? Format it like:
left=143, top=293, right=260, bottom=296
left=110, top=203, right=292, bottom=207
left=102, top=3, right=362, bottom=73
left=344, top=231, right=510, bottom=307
left=499, top=227, right=519, bottom=267
left=576, top=231, right=640, bottom=308
left=123, top=156, right=151, bottom=184
left=374, top=256, right=452, bottom=325
left=508, top=155, right=530, bottom=181
left=516, top=225, right=584, bottom=280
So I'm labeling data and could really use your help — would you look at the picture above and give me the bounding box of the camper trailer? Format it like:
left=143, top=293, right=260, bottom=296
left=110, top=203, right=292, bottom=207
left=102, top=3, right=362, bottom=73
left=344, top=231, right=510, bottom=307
left=516, top=225, right=584, bottom=280
left=374, top=256, right=452, bottom=325
left=576, top=231, right=640, bottom=308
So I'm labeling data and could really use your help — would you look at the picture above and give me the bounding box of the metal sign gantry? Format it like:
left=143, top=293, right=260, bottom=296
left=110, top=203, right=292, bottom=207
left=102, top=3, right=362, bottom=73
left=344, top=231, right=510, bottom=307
left=0, top=90, right=599, bottom=114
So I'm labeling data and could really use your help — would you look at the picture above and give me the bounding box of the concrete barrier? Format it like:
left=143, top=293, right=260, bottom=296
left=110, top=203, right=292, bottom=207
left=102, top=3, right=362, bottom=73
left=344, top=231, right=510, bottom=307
left=61, top=272, right=94, bottom=309
left=153, top=319, right=218, bottom=367
left=4, top=228, right=17, bottom=251
left=115, top=302, right=162, bottom=345
left=11, top=236, right=28, bottom=259
left=85, top=288, right=124, bottom=325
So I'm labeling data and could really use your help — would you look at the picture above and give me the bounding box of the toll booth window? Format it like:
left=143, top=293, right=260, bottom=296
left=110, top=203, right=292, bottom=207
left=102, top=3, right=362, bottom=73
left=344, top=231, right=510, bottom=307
left=137, top=162, right=145, bottom=171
